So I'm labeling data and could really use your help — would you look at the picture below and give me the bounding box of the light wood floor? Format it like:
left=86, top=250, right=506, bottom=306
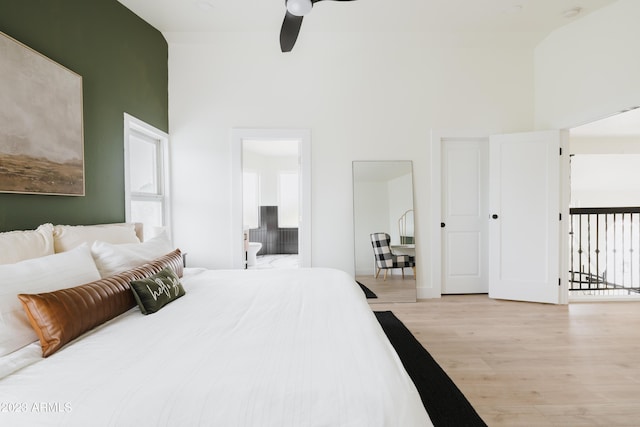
left=372, top=295, right=640, bottom=426
left=356, top=273, right=416, bottom=303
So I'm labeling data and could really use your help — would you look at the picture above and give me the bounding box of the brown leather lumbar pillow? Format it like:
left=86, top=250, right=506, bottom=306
left=18, top=249, right=183, bottom=357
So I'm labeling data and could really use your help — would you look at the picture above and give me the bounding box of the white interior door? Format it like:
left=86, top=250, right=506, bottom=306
left=489, top=130, right=562, bottom=304
left=442, top=138, right=489, bottom=293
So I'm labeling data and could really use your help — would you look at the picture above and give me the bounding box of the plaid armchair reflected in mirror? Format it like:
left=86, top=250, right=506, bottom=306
left=369, top=232, right=416, bottom=280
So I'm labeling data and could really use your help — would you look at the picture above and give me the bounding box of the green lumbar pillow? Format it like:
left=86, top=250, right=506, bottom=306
left=130, top=267, right=185, bottom=315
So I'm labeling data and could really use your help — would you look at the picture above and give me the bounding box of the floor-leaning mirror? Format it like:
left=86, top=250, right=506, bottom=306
left=353, top=161, right=416, bottom=303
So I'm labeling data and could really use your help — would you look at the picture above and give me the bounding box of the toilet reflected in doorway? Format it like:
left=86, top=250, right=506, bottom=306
left=247, top=242, right=262, bottom=266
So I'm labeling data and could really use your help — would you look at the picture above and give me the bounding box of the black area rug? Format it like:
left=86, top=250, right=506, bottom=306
left=374, top=311, right=487, bottom=427
left=356, top=281, right=378, bottom=299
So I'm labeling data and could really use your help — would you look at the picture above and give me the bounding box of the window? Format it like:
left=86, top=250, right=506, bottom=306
left=124, top=114, right=170, bottom=240
left=278, top=171, right=299, bottom=228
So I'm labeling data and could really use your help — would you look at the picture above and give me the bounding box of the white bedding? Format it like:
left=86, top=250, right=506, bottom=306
left=0, top=267, right=431, bottom=427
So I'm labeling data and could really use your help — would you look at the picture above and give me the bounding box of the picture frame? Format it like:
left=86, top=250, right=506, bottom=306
left=0, top=31, right=84, bottom=196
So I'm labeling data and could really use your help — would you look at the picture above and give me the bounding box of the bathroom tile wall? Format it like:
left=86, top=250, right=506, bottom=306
left=249, top=206, right=298, bottom=255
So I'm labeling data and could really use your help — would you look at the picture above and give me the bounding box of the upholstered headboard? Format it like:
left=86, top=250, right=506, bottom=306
left=0, top=222, right=145, bottom=265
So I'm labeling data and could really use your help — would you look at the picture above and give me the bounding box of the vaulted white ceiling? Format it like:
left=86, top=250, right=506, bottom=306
left=118, top=0, right=638, bottom=136
left=118, top=0, right=615, bottom=45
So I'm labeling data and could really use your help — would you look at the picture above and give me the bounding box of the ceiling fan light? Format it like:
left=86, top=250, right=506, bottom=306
left=287, top=0, right=313, bottom=16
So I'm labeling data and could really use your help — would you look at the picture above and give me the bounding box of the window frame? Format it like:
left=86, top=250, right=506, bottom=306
left=123, top=113, right=171, bottom=240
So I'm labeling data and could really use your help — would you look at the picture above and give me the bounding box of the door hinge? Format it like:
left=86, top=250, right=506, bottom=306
left=559, top=213, right=562, bottom=221
left=559, top=147, right=563, bottom=155
left=558, top=278, right=561, bottom=287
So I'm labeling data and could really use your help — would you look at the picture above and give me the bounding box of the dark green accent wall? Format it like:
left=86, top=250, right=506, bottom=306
left=0, top=0, right=168, bottom=232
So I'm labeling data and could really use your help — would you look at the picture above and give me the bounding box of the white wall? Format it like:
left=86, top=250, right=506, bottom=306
left=535, top=0, right=640, bottom=130
left=570, top=136, right=640, bottom=207
left=570, top=136, right=640, bottom=155
left=168, top=30, right=534, bottom=295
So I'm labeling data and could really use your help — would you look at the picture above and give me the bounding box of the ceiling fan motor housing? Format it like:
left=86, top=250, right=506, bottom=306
left=287, top=0, right=313, bottom=16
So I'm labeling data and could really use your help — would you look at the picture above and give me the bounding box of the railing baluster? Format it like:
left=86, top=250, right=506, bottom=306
left=570, top=214, right=575, bottom=286
left=629, top=213, right=633, bottom=288
left=579, top=214, right=584, bottom=289
left=595, top=213, right=600, bottom=288
left=569, top=207, right=640, bottom=295
left=623, top=213, right=626, bottom=288
left=587, top=214, right=592, bottom=289
left=613, top=213, right=618, bottom=283
left=605, top=213, right=609, bottom=286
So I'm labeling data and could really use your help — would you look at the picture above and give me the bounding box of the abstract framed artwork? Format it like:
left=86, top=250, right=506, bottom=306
left=0, top=31, right=84, bottom=196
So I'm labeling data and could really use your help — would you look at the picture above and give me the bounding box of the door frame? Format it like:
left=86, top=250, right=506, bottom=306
left=231, top=128, right=312, bottom=269
left=430, top=130, right=489, bottom=298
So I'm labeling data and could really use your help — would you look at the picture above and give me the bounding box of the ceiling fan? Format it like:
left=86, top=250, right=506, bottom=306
left=280, top=0, right=356, bottom=52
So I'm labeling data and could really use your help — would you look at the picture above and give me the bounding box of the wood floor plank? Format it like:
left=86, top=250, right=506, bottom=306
left=371, top=295, right=640, bottom=426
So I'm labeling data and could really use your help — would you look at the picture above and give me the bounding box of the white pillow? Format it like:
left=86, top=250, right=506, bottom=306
left=53, top=223, right=140, bottom=253
left=0, top=223, right=55, bottom=265
left=0, top=244, right=101, bottom=357
left=91, top=232, right=174, bottom=278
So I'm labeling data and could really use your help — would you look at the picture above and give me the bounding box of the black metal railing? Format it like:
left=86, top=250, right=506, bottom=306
left=569, top=207, right=640, bottom=294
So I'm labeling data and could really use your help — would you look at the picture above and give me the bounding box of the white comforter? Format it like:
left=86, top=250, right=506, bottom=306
left=0, top=268, right=431, bottom=427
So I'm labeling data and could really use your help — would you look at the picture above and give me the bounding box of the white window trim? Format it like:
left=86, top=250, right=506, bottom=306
left=124, top=113, right=171, bottom=241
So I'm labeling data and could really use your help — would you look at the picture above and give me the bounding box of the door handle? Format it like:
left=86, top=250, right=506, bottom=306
left=492, top=214, right=499, bottom=219
left=441, top=222, right=446, bottom=228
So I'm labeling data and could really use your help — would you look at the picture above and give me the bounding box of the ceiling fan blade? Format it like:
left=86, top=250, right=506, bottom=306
left=312, top=0, right=356, bottom=3
left=280, top=12, right=304, bottom=52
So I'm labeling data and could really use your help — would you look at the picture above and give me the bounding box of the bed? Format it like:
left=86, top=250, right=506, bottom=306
left=0, top=223, right=431, bottom=426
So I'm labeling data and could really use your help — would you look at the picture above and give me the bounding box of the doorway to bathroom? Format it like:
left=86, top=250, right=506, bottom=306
left=231, top=129, right=311, bottom=270
left=243, top=139, right=299, bottom=269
